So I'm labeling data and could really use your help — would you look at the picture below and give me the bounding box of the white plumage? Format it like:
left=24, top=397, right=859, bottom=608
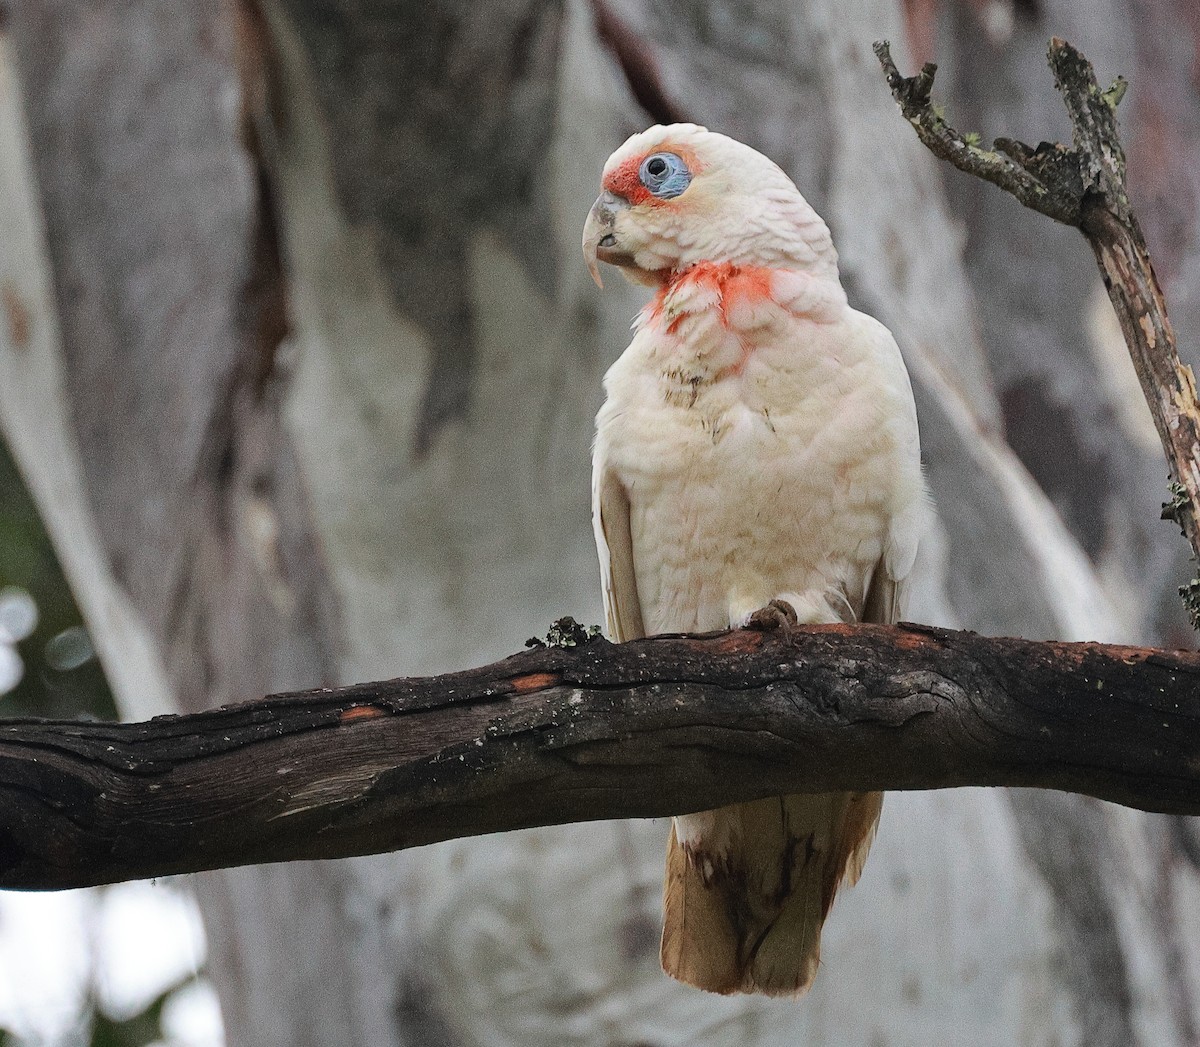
left=585, top=124, right=926, bottom=995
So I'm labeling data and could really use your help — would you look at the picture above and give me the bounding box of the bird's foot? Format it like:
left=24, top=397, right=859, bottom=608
left=744, top=599, right=799, bottom=632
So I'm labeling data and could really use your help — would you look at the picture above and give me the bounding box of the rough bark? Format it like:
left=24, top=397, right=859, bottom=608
left=6, top=624, right=1200, bottom=890
left=8, top=0, right=337, bottom=715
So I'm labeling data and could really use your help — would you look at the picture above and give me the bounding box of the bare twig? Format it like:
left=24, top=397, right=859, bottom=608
left=875, top=38, right=1200, bottom=627
left=4, top=622, right=1200, bottom=890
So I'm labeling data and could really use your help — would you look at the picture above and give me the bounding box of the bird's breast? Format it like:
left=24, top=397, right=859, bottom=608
left=597, top=269, right=912, bottom=633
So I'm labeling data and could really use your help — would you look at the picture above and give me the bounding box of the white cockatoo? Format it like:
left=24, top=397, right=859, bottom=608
left=583, top=124, right=927, bottom=996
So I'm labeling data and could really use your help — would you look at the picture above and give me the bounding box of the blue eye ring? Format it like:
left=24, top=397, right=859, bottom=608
left=639, top=152, right=692, bottom=199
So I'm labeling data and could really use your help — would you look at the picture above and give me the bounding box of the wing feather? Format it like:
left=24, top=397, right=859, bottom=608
left=592, top=462, right=646, bottom=642
left=862, top=566, right=905, bottom=626
left=863, top=486, right=925, bottom=626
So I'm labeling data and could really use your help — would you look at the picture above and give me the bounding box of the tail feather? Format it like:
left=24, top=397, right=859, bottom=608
left=661, top=791, right=882, bottom=996
left=661, top=819, right=743, bottom=994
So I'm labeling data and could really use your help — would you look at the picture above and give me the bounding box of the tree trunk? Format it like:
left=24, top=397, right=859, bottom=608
left=2, top=0, right=1199, bottom=1044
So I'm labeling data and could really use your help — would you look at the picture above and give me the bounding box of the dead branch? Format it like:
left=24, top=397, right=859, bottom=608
left=875, top=38, right=1200, bottom=625
left=3, top=622, right=1200, bottom=891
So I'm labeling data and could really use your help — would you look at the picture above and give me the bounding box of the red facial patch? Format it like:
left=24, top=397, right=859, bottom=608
left=601, top=142, right=703, bottom=205
left=603, top=154, right=654, bottom=205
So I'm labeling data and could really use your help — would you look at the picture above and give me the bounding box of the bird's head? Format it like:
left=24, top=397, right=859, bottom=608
left=582, top=123, right=838, bottom=289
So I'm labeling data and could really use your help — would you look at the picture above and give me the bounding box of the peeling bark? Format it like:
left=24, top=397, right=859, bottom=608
left=274, top=0, right=565, bottom=455
left=7, top=0, right=337, bottom=709
left=5, top=4, right=352, bottom=1045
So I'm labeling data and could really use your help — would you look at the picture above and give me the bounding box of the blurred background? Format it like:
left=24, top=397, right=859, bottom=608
left=1, top=0, right=1199, bottom=1044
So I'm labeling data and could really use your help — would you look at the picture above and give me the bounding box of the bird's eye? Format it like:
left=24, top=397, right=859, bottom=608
left=639, top=152, right=692, bottom=199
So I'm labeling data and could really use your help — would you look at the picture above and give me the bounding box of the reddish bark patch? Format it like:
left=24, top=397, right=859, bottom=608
left=703, top=631, right=765, bottom=655
left=804, top=623, right=860, bottom=639
left=890, top=623, right=947, bottom=651
left=340, top=705, right=385, bottom=722
left=507, top=672, right=559, bottom=694
left=1047, top=642, right=1200, bottom=672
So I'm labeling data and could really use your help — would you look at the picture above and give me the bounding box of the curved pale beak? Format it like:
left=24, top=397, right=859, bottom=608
left=582, top=190, right=632, bottom=289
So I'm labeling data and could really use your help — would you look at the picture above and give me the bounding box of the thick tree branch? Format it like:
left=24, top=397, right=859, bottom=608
left=875, top=38, right=1200, bottom=624
left=3, top=622, right=1200, bottom=890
